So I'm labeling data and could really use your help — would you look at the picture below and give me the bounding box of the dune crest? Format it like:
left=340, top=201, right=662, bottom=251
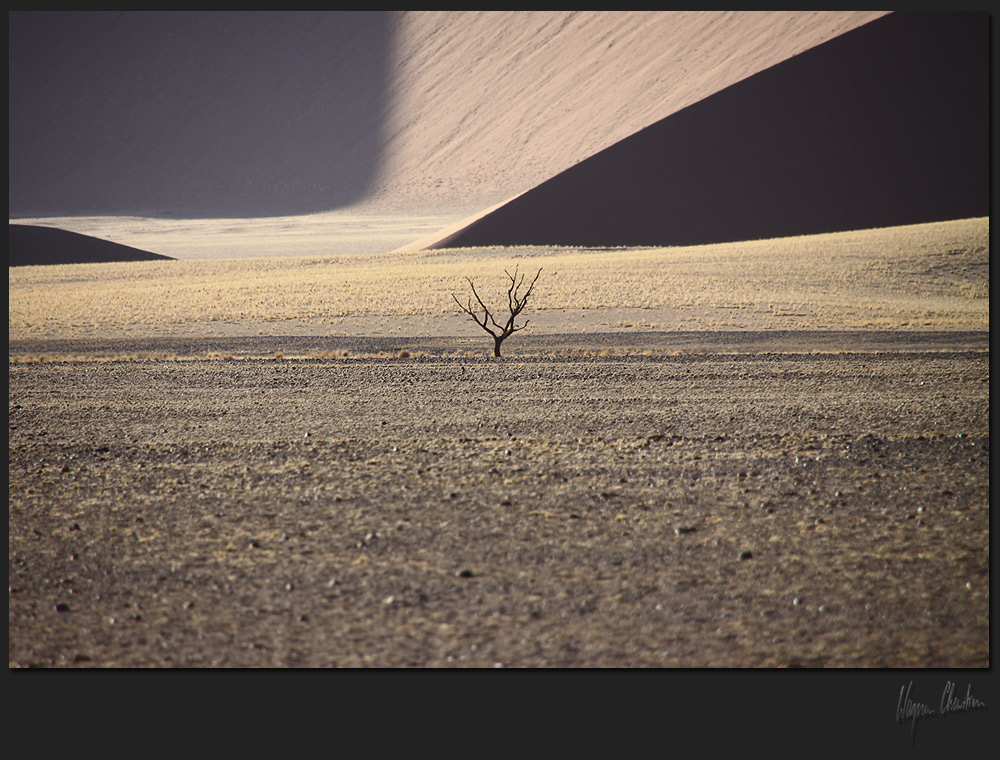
left=373, top=11, right=888, bottom=215
left=10, top=11, right=886, bottom=223
left=9, top=224, right=172, bottom=266
left=10, top=12, right=986, bottom=258
left=423, top=11, right=988, bottom=249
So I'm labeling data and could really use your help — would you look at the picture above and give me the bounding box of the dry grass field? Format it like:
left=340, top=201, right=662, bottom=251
left=7, top=217, right=989, bottom=669
left=8, top=217, right=989, bottom=347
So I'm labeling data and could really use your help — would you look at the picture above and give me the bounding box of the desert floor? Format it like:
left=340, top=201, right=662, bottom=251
left=8, top=218, right=990, bottom=668
left=7, top=332, right=989, bottom=668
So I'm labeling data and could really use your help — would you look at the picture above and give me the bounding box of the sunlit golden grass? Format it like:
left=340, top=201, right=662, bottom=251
left=8, top=217, right=988, bottom=341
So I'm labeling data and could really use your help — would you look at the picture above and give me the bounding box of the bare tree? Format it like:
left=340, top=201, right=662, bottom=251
left=452, top=265, right=542, bottom=358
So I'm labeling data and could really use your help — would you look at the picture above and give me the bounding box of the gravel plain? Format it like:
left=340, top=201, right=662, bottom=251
left=8, top=331, right=990, bottom=667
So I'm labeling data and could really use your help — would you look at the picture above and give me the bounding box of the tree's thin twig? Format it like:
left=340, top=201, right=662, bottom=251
left=451, top=265, right=542, bottom=357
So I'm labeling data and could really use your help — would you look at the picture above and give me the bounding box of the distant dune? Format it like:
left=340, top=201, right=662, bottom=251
left=7, top=11, right=988, bottom=257
left=427, top=11, right=988, bottom=249
left=372, top=10, right=889, bottom=215
left=10, top=11, right=885, bottom=220
left=9, top=224, right=172, bottom=266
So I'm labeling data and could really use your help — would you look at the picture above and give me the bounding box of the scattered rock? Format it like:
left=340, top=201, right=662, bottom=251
left=8, top=345, right=988, bottom=668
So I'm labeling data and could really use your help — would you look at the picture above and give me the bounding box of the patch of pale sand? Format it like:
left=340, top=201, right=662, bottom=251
left=11, top=210, right=461, bottom=261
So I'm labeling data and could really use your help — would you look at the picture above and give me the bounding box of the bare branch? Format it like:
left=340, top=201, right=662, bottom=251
left=451, top=266, right=542, bottom=357
left=452, top=289, right=497, bottom=337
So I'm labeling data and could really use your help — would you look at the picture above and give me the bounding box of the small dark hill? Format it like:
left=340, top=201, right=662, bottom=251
left=9, top=225, right=173, bottom=266
left=431, top=11, right=988, bottom=249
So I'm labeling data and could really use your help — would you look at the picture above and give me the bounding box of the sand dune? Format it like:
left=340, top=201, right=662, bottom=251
left=373, top=10, right=889, bottom=215
left=8, top=224, right=172, bottom=266
left=425, top=12, right=988, bottom=249
left=8, top=12, right=988, bottom=260
left=9, top=11, right=892, bottom=244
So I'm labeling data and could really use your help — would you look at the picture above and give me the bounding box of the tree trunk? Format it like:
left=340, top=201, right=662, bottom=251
left=494, top=336, right=503, bottom=357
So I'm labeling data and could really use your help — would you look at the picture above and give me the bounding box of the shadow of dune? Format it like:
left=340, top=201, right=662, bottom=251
left=430, top=12, right=988, bottom=249
left=9, top=224, right=172, bottom=266
left=9, top=12, right=392, bottom=218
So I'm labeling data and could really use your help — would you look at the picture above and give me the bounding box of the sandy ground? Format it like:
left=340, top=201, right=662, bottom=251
left=8, top=217, right=990, bottom=668
left=10, top=210, right=459, bottom=261
left=8, top=330, right=989, bottom=668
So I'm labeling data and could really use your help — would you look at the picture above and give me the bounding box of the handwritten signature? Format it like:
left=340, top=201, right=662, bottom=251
left=896, top=681, right=987, bottom=747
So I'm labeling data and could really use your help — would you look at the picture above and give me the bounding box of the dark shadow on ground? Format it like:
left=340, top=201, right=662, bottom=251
left=9, top=224, right=172, bottom=266
left=9, top=11, right=392, bottom=218
left=10, top=330, right=989, bottom=360
left=432, top=12, right=988, bottom=249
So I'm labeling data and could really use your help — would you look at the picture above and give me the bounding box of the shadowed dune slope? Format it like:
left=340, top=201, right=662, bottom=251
left=9, top=12, right=884, bottom=221
left=9, top=12, right=392, bottom=218
left=429, top=12, right=988, bottom=249
left=9, top=224, right=172, bottom=266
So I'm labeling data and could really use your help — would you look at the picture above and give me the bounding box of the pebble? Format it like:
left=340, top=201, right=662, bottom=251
left=9, top=349, right=987, bottom=667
